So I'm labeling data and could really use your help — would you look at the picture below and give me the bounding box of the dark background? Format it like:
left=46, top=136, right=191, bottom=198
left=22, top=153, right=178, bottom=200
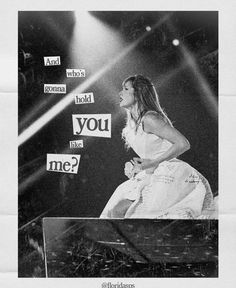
left=18, top=11, right=218, bottom=227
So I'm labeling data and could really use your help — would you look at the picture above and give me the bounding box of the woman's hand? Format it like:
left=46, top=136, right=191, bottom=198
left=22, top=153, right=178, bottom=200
left=124, top=161, right=142, bottom=179
left=133, top=157, right=159, bottom=174
left=124, top=162, right=134, bottom=179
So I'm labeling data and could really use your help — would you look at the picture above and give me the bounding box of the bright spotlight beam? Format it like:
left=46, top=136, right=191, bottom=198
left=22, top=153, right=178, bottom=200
left=167, top=20, right=217, bottom=121
left=19, top=13, right=172, bottom=147
left=19, top=164, right=46, bottom=195
left=19, top=13, right=75, bottom=131
left=181, top=46, right=218, bottom=120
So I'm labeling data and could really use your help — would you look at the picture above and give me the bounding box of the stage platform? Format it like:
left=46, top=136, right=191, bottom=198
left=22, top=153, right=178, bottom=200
left=42, top=218, right=218, bottom=277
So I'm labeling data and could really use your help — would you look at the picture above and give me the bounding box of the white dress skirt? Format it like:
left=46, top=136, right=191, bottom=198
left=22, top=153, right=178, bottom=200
left=100, top=123, right=216, bottom=219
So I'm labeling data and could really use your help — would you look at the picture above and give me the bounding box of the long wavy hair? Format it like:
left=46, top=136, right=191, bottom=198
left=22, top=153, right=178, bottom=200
left=122, top=75, right=172, bottom=147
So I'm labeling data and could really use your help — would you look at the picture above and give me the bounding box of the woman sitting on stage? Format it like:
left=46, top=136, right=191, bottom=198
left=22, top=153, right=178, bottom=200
left=100, top=75, right=215, bottom=219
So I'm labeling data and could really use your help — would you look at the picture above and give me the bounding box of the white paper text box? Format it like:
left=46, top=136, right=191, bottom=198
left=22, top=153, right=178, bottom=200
left=44, top=56, right=61, bottom=66
left=66, top=69, right=85, bottom=77
left=44, top=84, right=66, bottom=94
left=74, top=93, right=94, bottom=104
left=46, top=154, right=81, bottom=174
left=72, top=114, right=111, bottom=138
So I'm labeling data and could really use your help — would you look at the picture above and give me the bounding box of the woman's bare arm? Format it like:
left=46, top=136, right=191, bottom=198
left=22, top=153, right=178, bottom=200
left=134, top=111, right=190, bottom=170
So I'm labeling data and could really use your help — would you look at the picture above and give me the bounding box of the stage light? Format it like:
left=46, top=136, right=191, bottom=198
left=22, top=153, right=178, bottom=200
left=167, top=21, right=217, bottom=121
left=145, top=26, right=151, bottom=32
left=181, top=46, right=217, bottom=120
left=172, top=39, right=180, bottom=46
left=71, top=11, right=124, bottom=71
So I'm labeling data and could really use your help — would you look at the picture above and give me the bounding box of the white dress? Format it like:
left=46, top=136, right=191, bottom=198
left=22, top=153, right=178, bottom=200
left=100, top=122, right=216, bottom=219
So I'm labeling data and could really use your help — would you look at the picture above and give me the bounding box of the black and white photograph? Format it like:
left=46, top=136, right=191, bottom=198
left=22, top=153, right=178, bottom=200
left=17, top=10, right=219, bottom=278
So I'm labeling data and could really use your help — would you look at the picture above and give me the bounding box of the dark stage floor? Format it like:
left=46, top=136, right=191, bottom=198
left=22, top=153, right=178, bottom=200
left=18, top=218, right=218, bottom=277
